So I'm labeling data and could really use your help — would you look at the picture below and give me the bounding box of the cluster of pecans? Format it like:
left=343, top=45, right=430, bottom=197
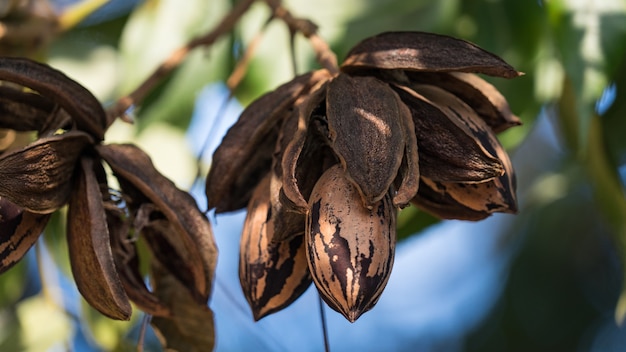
left=206, top=31, right=522, bottom=322
left=0, top=58, right=217, bottom=335
left=0, top=28, right=521, bottom=333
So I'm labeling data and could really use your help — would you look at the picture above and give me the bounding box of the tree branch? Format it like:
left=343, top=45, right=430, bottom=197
left=105, top=0, right=257, bottom=126
left=264, top=0, right=339, bottom=76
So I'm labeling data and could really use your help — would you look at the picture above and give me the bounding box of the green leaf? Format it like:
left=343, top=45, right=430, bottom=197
left=0, top=257, right=28, bottom=309
left=559, top=80, right=626, bottom=325
left=459, top=0, right=545, bottom=142
left=42, top=210, right=72, bottom=278
left=81, top=299, right=138, bottom=351
left=547, top=0, right=626, bottom=153
left=586, top=116, right=626, bottom=325
left=335, top=0, right=457, bottom=61
left=603, top=63, right=626, bottom=168
left=548, top=2, right=626, bottom=323
left=15, top=294, right=73, bottom=351
left=118, top=0, right=231, bottom=130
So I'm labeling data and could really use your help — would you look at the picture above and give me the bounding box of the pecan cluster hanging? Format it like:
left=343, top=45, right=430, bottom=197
left=0, top=58, right=217, bottom=332
left=207, top=31, right=522, bottom=322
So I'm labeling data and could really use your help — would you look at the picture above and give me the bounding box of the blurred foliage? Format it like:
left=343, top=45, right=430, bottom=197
left=117, top=0, right=233, bottom=131
left=0, top=0, right=626, bottom=350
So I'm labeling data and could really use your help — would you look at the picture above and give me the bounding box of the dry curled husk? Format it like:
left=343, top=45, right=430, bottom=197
left=0, top=57, right=219, bottom=350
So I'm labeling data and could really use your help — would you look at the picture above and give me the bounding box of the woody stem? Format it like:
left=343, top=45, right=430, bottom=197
left=264, top=0, right=340, bottom=76
left=105, top=0, right=256, bottom=126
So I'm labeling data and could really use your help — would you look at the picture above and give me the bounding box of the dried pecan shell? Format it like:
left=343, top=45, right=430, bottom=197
left=0, top=131, right=92, bottom=213
left=239, top=175, right=312, bottom=320
left=393, top=84, right=505, bottom=183
left=306, top=164, right=396, bottom=322
left=206, top=69, right=331, bottom=213
left=0, top=57, right=107, bottom=139
left=67, top=156, right=131, bottom=320
left=410, top=85, right=517, bottom=219
left=0, top=85, right=55, bottom=132
left=406, top=71, right=521, bottom=133
left=326, top=74, right=406, bottom=207
left=281, top=80, right=329, bottom=213
left=98, top=143, right=217, bottom=302
left=341, top=31, right=521, bottom=78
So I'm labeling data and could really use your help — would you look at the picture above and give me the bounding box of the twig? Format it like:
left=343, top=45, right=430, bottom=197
left=318, top=293, right=331, bottom=352
left=226, top=16, right=273, bottom=90
left=105, top=0, right=257, bottom=126
left=288, top=27, right=298, bottom=76
left=137, top=313, right=151, bottom=352
left=193, top=15, right=272, bottom=191
left=264, top=0, right=339, bottom=76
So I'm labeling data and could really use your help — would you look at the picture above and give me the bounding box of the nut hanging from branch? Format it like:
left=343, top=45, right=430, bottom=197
left=207, top=30, right=522, bottom=322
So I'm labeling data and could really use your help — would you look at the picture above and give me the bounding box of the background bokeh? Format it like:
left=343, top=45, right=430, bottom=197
left=1, top=0, right=625, bottom=351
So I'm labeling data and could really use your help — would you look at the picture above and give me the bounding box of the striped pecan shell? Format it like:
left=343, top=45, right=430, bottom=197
left=306, top=164, right=396, bottom=322
left=239, top=175, right=312, bottom=320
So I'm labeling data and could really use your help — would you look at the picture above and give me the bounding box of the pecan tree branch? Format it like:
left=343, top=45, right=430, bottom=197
left=105, top=0, right=257, bottom=126
left=264, top=0, right=339, bottom=76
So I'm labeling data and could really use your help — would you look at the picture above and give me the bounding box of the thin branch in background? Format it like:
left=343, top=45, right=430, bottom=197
left=226, top=15, right=273, bottom=91
left=194, top=94, right=232, bottom=197
left=288, top=28, right=298, bottom=76
left=137, top=313, right=151, bottom=352
left=264, top=0, right=339, bottom=75
left=35, top=239, right=61, bottom=309
left=319, top=293, right=331, bottom=352
left=105, top=0, right=257, bottom=127
left=105, top=0, right=339, bottom=128
left=193, top=16, right=272, bottom=192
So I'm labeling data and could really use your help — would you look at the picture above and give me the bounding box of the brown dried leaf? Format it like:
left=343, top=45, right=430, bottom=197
left=239, top=175, right=312, bottom=320
left=107, top=205, right=171, bottom=317
left=342, top=32, right=521, bottom=78
left=151, top=260, right=215, bottom=352
left=394, top=84, right=504, bottom=183
left=97, top=143, right=217, bottom=301
left=0, top=197, right=50, bottom=274
left=0, top=131, right=92, bottom=213
left=0, top=85, right=55, bottom=132
left=0, top=57, right=107, bottom=139
left=67, top=156, right=131, bottom=320
left=411, top=84, right=517, bottom=212
left=326, top=74, right=405, bottom=206
left=306, top=165, right=396, bottom=322
left=206, top=69, right=331, bottom=213
left=406, top=71, right=521, bottom=133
